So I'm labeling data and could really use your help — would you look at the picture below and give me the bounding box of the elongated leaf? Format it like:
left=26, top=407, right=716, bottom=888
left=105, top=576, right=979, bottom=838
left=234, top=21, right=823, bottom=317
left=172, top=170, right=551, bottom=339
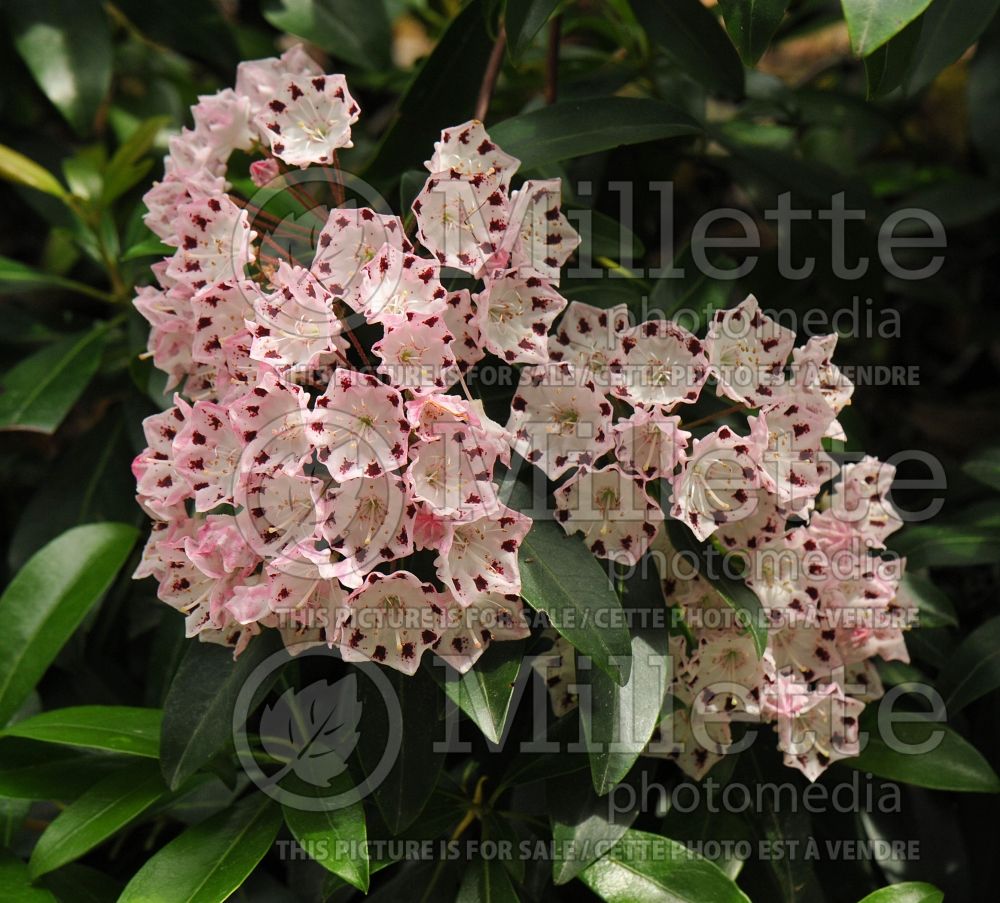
left=262, top=0, right=390, bottom=71
left=844, top=711, right=1000, bottom=793
left=365, top=0, right=492, bottom=183
left=579, top=829, right=751, bottom=903
left=717, top=0, right=789, bottom=65
left=0, top=740, right=125, bottom=800
left=118, top=792, right=281, bottom=903
left=490, top=98, right=700, bottom=171
left=898, top=572, right=956, bottom=629
left=857, top=883, right=943, bottom=903
left=840, top=0, right=932, bottom=56
left=282, top=769, right=369, bottom=892
left=160, top=632, right=282, bottom=790
left=102, top=117, right=168, bottom=205
left=8, top=0, right=113, bottom=134
left=0, top=851, right=57, bottom=903
left=435, top=639, right=527, bottom=744
left=891, top=526, right=1000, bottom=568
left=507, top=481, right=632, bottom=685
left=38, top=864, right=122, bottom=903
left=0, top=328, right=107, bottom=434
left=630, top=0, right=745, bottom=97
left=581, top=621, right=670, bottom=794
left=937, top=616, right=1000, bottom=714
left=0, top=144, right=68, bottom=199
left=964, top=444, right=1000, bottom=491
left=905, top=0, right=1000, bottom=92
left=505, top=0, right=561, bottom=58
left=0, top=255, right=108, bottom=300
left=1, top=707, right=162, bottom=758
left=456, top=855, right=519, bottom=902
left=864, top=17, right=923, bottom=97
left=29, top=760, right=167, bottom=878
left=0, top=524, right=138, bottom=726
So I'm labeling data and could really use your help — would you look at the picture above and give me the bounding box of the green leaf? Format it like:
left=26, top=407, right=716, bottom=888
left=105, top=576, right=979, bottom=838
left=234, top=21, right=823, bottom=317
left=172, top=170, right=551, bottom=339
left=897, top=571, right=956, bottom=629
left=8, top=0, right=113, bottom=134
left=38, top=864, right=122, bottom=903
left=630, top=0, right=745, bottom=97
left=435, top=640, right=527, bottom=745
left=969, top=17, right=1000, bottom=175
left=843, top=711, right=1000, bottom=793
left=717, top=0, right=789, bottom=65
left=863, top=16, right=923, bottom=97
left=0, top=144, right=68, bottom=199
left=365, top=0, right=493, bottom=184
left=666, top=521, right=767, bottom=656
left=262, top=0, right=391, bottom=71
left=1, top=707, right=162, bottom=758
left=29, top=760, right=167, bottom=878
left=281, top=768, right=369, bottom=892
left=937, top=616, right=1000, bottom=714
left=505, top=0, right=562, bottom=58
left=840, top=0, right=932, bottom=56
left=0, top=254, right=109, bottom=301
left=0, top=851, right=58, bottom=903
left=118, top=792, right=282, bottom=903
left=891, top=525, right=1000, bottom=568
left=456, top=855, right=520, bottom=903
left=580, top=621, right=670, bottom=794
left=0, top=328, right=108, bottom=434
left=963, top=444, right=1000, bottom=491
left=121, top=237, right=173, bottom=261
left=579, top=829, right=752, bottom=903
left=904, top=0, right=1000, bottom=91
left=856, top=882, right=944, bottom=903
left=0, top=524, right=138, bottom=726
left=160, top=633, right=282, bottom=790
left=102, top=117, right=168, bottom=205
left=490, top=98, right=700, bottom=171
left=507, top=480, right=632, bottom=685
left=356, top=666, right=444, bottom=834
left=0, top=740, right=125, bottom=800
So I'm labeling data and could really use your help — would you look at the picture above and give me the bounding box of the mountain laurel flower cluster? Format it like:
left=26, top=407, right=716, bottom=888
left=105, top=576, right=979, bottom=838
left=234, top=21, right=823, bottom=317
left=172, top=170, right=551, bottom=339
left=133, top=48, right=912, bottom=782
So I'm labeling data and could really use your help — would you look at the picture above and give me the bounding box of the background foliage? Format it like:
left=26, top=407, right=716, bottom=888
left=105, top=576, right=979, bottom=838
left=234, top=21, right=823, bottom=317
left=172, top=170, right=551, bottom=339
left=1, top=1, right=999, bottom=901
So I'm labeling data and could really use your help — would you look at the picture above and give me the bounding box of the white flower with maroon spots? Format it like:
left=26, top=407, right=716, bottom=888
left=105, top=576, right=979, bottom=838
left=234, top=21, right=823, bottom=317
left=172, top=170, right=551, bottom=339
left=475, top=271, right=567, bottom=365
left=435, top=506, right=532, bottom=606
left=413, top=170, right=507, bottom=275
left=426, top=119, right=520, bottom=189
left=235, top=464, right=326, bottom=563
left=645, top=704, right=732, bottom=781
left=613, top=407, right=690, bottom=480
left=506, top=362, right=614, bottom=480
left=173, top=400, right=242, bottom=512
left=236, top=45, right=322, bottom=117
left=829, top=455, right=903, bottom=548
left=166, top=196, right=255, bottom=292
left=442, top=289, right=485, bottom=370
left=554, top=464, right=663, bottom=565
left=311, top=207, right=410, bottom=300
left=190, top=280, right=258, bottom=367
left=255, top=74, right=359, bottom=167
left=749, top=391, right=836, bottom=512
left=133, top=402, right=192, bottom=520
left=228, top=368, right=312, bottom=469
left=351, top=246, right=449, bottom=326
left=686, top=633, right=766, bottom=716
left=191, top=88, right=254, bottom=161
left=432, top=591, right=531, bottom=673
left=705, top=294, right=795, bottom=406
left=248, top=262, right=347, bottom=370
left=618, top=319, right=708, bottom=410
left=549, top=301, right=629, bottom=391
left=670, top=424, right=765, bottom=541
left=334, top=571, right=445, bottom=675
left=789, top=334, right=854, bottom=439
left=713, top=487, right=787, bottom=556
left=372, top=312, right=457, bottom=394
left=408, top=429, right=500, bottom=521
left=143, top=169, right=227, bottom=243
left=503, top=179, right=581, bottom=284
left=406, top=394, right=511, bottom=466
left=308, top=369, right=409, bottom=480
left=315, top=472, right=416, bottom=588
left=531, top=633, right=580, bottom=717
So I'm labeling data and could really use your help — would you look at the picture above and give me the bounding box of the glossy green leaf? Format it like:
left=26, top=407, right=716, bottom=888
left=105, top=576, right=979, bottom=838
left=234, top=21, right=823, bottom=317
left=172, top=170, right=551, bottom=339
left=856, top=882, right=944, bottom=903
left=505, top=0, right=561, bottom=58
left=37, top=864, right=122, bottom=903
left=0, top=328, right=108, bottom=434
left=891, top=525, right=1000, bottom=568
left=905, top=0, right=1000, bottom=91
left=8, top=0, right=113, bottom=134
left=579, top=829, right=752, bottom=902
left=456, top=855, right=520, bottom=902
left=118, top=792, right=282, bottom=903
left=262, top=0, right=390, bottom=71
left=0, top=851, right=57, bottom=903
left=1, top=707, right=162, bottom=758
left=29, top=760, right=167, bottom=878
left=844, top=711, right=1000, bottom=793
left=863, top=17, right=923, bottom=97
left=630, top=0, right=745, bottom=97
left=281, top=768, right=369, bottom=892
left=507, top=480, right=632, bottom=685
left=717, top=0, right=789, bottom=65
left=0, top=740, right=125, bottom=801
left=0, top=523, right=138, bottom=726
left=0, top=144, right=68, bottom=200
left=898, top=571, right=957, bottom=629
left=490, top=98, right=700, bottom=170
left=160, top=632, right=282, bottom=790
left=0, top=254, right=109, bottom=301
left=937, top=616, right=1000, bottom=714
left=840, top=0, right=932, bottom=56
left=580, top=621, right=670, bottom=794
left=102, top=117, right=168, bottom=205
